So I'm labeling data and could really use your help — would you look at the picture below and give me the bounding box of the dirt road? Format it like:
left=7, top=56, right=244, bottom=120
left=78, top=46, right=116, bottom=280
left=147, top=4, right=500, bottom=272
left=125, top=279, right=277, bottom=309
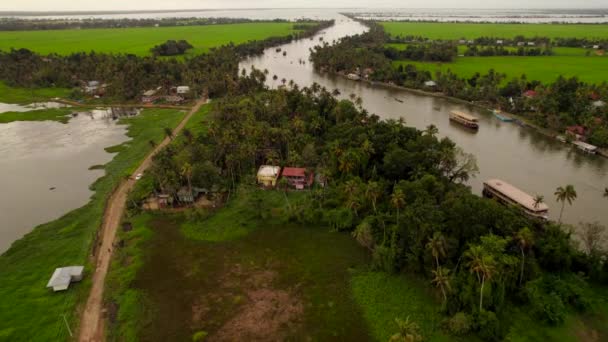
left=78, top=98, right=208, bottom=342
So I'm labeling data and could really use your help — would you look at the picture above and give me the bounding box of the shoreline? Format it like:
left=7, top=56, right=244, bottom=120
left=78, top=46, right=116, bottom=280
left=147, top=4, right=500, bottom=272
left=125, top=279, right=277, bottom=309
left=333, top=71, right=608, bottom=159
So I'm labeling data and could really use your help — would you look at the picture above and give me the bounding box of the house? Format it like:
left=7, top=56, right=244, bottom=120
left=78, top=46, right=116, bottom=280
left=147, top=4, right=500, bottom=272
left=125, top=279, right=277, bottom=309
left=523, top=90, right=537, bottom=98
left=424, top=80, right=437, bottom=88
left=565, top=125, right=587, bottom=141
left=467, top=40, right=474, bottom=44
left=47, top=266, right=84, bottom=292
left=527, top=42, right=536, bottom=46
left=142, top=89, right=158, bottom=103
left=177, top=187, right=195, bottom=203
left=176, top=86, right=191, bottom=95
left=164, top=95, right=184, bottom=104
left=592, top=100, right=606, bottom=108
left=496, top=40, right=504, bottom=45
left=281, top=167, right=313, bottom=190
left=84, top=81, right=100, bottom=94
left=257, top=165, right=281, bottom=187
left=516, top=42, right=525, bottom=47
left=458, top=39, right=466, bottom=44
left=593, top=45, right=600, bottom=49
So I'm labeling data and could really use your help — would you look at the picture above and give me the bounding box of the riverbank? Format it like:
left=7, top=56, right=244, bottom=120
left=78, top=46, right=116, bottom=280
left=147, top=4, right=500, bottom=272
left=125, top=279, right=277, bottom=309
left=335, top=71, right=608, bottom=159
left=0, top=107, right=189, bottom=341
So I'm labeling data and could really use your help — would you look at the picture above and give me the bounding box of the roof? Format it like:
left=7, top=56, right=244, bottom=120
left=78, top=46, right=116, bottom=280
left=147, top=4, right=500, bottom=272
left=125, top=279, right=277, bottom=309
left=47, top=266, right=84, bottom=291
left=176, top=86, right=190, bottom=94
left=592, top=100, right=606, bottom=107
left=450, top=110, right=478, bottom=121
left=282, top=167, right=306, bottom=177
left=566, top=125, right=586, bottom=135
left=523, top=90, right=537, bottom=98
left=573, top=141, right=598, bottom=151
left=257, top=165, right=281, bottom=177
left=424, top=80, right=437, bottom=86
left=484, top=179, right=549, bottom=212
left=143, top=89, right=157, bottom=97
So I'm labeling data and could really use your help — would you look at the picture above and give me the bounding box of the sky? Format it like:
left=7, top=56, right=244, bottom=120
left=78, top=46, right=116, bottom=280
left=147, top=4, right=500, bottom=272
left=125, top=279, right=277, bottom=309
left=1, top=0, right=606, bottom=12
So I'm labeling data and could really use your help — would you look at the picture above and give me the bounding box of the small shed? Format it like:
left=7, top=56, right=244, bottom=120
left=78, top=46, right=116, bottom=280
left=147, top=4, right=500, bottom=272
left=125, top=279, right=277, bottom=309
left=176, top=86, right=191, bottom=95
left=47, top=266, right=84, bottom=292
left=527, top=42, right=536, bottom=46
left=496, top=40, right=503, bottom=45
left=177, top=187, right=195, bottom=203
left=257, top=165, right=281, bottom=187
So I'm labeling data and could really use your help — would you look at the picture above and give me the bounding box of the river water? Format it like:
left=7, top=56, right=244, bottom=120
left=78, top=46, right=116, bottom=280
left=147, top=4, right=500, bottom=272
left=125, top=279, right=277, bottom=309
left=0, top=109, right=129, bottom=253
left=241, top=15, right=608, bottom=228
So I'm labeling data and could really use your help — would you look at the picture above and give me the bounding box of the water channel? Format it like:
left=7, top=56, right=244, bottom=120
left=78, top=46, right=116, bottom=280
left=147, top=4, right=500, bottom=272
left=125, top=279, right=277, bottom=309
left=241, top=15, right=608, bottom=228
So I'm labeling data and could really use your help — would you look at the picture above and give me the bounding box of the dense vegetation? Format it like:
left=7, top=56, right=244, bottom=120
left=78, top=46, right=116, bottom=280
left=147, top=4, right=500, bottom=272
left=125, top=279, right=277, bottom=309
left=0, top=20, right=332, bottom=102
left=135, top=74, right=608, bottom=340
left=311, top=24, right=608, bottom=147
left=150, top=40, right=193, bottom=56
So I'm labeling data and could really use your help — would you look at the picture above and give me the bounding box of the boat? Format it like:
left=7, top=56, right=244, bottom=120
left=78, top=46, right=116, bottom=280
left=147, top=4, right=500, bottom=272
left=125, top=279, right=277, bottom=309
left=394, top=97, right=404, bottom=103
left=449, top=110, right=479, bottom=129
left=494, top=110, right=514, bottom=122
left=572, top=141, right=598, bottom=154
left=483, top=179, right=549, bottom=220
left=346, top=73, right=360, bottom=81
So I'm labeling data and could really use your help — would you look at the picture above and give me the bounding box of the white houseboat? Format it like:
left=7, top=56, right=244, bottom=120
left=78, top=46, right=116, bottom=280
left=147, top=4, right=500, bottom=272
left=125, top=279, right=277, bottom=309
left=483, top=179, right=549, bottom=220
left=572, top=141, right=597, bottom=154
left=449, top=110, right=479, bottom=129
left=347, top=73, right=360, bottom=81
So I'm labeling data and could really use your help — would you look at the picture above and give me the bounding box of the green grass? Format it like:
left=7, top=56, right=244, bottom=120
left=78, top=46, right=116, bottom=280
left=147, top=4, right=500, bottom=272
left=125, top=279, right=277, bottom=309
left=351, top=271, right=455, bottom=342
left=182, top=103, right=211, bottom=136
left=382, top=22, right=608, bottom=40
left=395, top=56, right=608, bottom=84
left=0, top=23, right=299, bottom=56
left=0, top=107, right=75, bottom=124
left=0, top=82, right=71, bottom=104
left=0, top=108, right=187, bottom=341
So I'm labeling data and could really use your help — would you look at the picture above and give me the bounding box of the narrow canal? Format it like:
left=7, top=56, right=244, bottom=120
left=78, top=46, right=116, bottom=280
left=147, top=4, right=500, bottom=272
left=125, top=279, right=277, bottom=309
left=241, top=15, right=608, bottom=228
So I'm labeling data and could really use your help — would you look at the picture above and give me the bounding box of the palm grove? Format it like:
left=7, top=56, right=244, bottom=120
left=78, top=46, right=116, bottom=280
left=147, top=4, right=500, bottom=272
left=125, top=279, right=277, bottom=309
left=129, top=68, right=608, bottom=340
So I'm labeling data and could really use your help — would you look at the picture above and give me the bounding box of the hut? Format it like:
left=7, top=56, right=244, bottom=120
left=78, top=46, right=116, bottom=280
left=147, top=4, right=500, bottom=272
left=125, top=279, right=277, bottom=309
left=257, top=165, right=281, bottom=187
left=47, top=266, right=84, bottom=292
left=281, top=167, right=313, bottom=190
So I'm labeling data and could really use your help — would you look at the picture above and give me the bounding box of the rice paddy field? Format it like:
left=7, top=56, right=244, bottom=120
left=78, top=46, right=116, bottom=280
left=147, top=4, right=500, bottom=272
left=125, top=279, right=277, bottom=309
left=382, top=22, right=608, bottom=39
left=0, top=22, right=300, bottom=56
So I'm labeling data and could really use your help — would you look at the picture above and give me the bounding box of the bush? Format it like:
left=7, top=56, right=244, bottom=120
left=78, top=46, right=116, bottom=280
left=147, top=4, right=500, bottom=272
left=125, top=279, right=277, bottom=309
left=444, top=312, right=472, bottom=335
left=525, top=279, right=567, bottom=325
left=474, top=310, right=500, bottom=341
left=372, top=245, right=397, bottom=273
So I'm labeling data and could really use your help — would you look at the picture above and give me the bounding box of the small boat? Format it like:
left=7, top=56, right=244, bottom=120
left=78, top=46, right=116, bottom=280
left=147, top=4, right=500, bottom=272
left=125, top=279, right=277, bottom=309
left=449, top=110, right=479, bottom=129
left=494, top=110, right=514, bottom=122
left=394, top=97, right=403, bottom=103
left=347, top=73, right=360, bottom=81
left=573, top=141, right=598, bottom=154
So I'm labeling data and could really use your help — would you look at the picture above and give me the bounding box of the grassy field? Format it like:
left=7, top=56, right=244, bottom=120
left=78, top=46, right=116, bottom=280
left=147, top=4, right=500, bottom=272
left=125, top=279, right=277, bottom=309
left=0, top=108, right=187, bottom=341
left=107, top=189, right=372, bottom=341
left=0, top=107, right=75, bottom=124
left=395, top=56, right=608, bottom=84
left=0, top=82, right=71, bottom=104
left=0, top=23, right=299, bottom=56
left=382, top=22, right=608, bottom=39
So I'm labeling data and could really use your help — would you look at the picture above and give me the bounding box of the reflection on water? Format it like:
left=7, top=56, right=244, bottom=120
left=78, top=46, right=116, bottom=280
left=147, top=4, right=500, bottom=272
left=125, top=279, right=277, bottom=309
left=0, top=108, right=131, bottom=253
left=241, top=14, right=608, bottom=228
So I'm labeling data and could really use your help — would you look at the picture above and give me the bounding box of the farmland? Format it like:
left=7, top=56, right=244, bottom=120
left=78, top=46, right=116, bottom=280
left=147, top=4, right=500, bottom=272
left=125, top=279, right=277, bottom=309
left=0, top=22, right=299, bottom=56
left=394, top=55, right=608, bottom=84
left=382, top=22, right=608, bottom=39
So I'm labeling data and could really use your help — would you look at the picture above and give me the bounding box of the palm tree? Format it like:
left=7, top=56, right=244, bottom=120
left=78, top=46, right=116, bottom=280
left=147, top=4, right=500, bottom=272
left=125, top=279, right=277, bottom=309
left=465, top=246, right=495, bottom=311
left=365, top=181, right=382, bottom=214
left=390, top=189, right=406, bottom=226
left=164, top=127, right=173, bottom=140
left=431, top=267, right=451, bottom=308
left=532, top=194, right=544, bottom=210
left=554, top=185, right=577, bottom=224
left=389, top=317, right=423, bottom=342
left=180, top=163, right=193, bottom=194
left=426, top=232, right=447, bottom=269
left=424, top=124, right=439, bottom=137
left=515, top=227, right=534, bottom=286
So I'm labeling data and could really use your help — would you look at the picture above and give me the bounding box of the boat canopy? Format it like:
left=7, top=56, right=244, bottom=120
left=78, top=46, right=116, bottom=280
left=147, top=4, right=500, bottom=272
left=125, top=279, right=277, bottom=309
left=484, top=179, right=548, bottom=212
left=451, top=110, right=478, bottom=122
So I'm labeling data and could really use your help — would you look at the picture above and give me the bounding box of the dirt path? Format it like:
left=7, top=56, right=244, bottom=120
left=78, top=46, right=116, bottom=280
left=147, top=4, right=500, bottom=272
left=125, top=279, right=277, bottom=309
left=78, top=98, right=208, bottom=342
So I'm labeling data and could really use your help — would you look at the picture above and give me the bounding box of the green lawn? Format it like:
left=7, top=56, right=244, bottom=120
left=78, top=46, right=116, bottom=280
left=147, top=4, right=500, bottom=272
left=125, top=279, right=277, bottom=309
left=0, top=108, right=187, bottom=341
left=0, top=82, right=71, bottom=104
left=382, top=22, right=608, bottom=40
left=395, top=55, right=608, bottom=84
left=0, top=107, right=75, bottom=124
left=0, top=23, right=299, bottom=56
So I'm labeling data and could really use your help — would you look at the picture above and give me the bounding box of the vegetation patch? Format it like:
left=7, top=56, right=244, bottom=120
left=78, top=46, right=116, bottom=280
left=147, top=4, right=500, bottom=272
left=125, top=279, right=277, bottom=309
left=0, top=107, right=74, bottom=124
left=0, top=81, right=70, bottom=104
left=0, top=108, right=186, bottom=341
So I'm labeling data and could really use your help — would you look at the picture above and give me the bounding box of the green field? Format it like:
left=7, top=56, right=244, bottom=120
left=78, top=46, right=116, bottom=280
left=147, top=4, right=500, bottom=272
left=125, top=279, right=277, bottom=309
left=382, top=22, right=608, bottom=39
left=0, top=108, right=187, bottom=341
left=0, top=22, right=299, bottom=56
left=0, top=82, right=71, bottom=104
left=395, top=56, right=608, bottom=84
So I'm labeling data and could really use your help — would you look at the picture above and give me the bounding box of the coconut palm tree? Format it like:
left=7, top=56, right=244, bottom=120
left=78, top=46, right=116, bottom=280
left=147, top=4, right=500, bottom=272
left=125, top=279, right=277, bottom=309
left=431, top=267, right=451, bottom=308
left=532, top=195, right=545, bottom=210
left=424, top=124, right=439, bottom=137
left=180, top=163, right=193, bottom=194
left=390, top=189, right=406, bottom=226
left=389, top=316, right=423, bottom=342
left=426, top=232, right=448, bottom=269
left=365, top=181, right=382, bottom=214
left=515, top=227, right=534, bottom=286
left=465, top=246, right=495, bottom=311
left=554, top=185, right=577, bottom=225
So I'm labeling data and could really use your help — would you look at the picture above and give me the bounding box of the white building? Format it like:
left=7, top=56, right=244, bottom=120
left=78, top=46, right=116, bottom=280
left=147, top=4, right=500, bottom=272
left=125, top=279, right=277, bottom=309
left=47, top=266, right=84, bottom=292
left=176, top=86, right=191, bottom=94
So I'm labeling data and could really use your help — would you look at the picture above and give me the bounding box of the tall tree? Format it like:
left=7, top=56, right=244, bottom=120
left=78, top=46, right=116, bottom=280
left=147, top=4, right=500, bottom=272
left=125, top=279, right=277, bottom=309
left=514, top=227, right=534, bottom=286
left=389, top=317, right=423, bottom=342
left=180, top=162, right=193, bottom=194
left=431, top=266, right=451, bottom=309
left=554, top=185, right=577, bottom=225
left=533, top=195, right=545, bottom=210
left=465, top=245, right=495, bottom=311
left=426, top=232, right=447, bottom=269
left=390, top=188, right=406, bottom=226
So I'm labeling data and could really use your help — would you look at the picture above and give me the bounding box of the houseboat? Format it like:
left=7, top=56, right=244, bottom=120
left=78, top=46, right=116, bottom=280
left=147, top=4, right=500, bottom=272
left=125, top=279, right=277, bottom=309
left=347, top=73, right=360, bottom=81
left=483, top=179, right=549, bottom=220
left=572, top=141, right=598, bottom=154
left=449, top=110, right=479, bottom=129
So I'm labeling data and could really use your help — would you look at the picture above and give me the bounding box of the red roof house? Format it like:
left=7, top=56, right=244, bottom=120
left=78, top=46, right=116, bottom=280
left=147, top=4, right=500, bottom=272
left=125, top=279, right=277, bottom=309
left=281, top=167, right=314, bottom=190
left=523, top=90, right=537, bottom=98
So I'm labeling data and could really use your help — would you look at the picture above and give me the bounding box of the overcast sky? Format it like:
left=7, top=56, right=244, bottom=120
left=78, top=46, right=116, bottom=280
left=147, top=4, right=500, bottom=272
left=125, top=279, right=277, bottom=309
left=2, top=0, right=606, bottom=12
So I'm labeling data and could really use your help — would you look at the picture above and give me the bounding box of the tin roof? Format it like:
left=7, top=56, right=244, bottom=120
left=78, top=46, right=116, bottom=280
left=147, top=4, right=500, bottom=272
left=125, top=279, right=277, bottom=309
left=450, top=110, right=478, bottom=122
left=257, top=165, right=281, bottom=177
left=282, top=167, right=306, bottom=177
left=484, top=179, right=549, bottom=212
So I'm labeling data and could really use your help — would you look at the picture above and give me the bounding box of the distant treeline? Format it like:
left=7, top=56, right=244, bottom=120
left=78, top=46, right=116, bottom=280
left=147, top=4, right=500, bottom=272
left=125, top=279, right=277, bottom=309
left=0, top=17, right=320, bottom=31
left=388, top=35, right=607, bottom=49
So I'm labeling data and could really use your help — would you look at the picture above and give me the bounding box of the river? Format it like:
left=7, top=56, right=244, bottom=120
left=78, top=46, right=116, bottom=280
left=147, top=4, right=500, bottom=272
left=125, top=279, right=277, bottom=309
left=241, top=15, right=608, bottom=228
